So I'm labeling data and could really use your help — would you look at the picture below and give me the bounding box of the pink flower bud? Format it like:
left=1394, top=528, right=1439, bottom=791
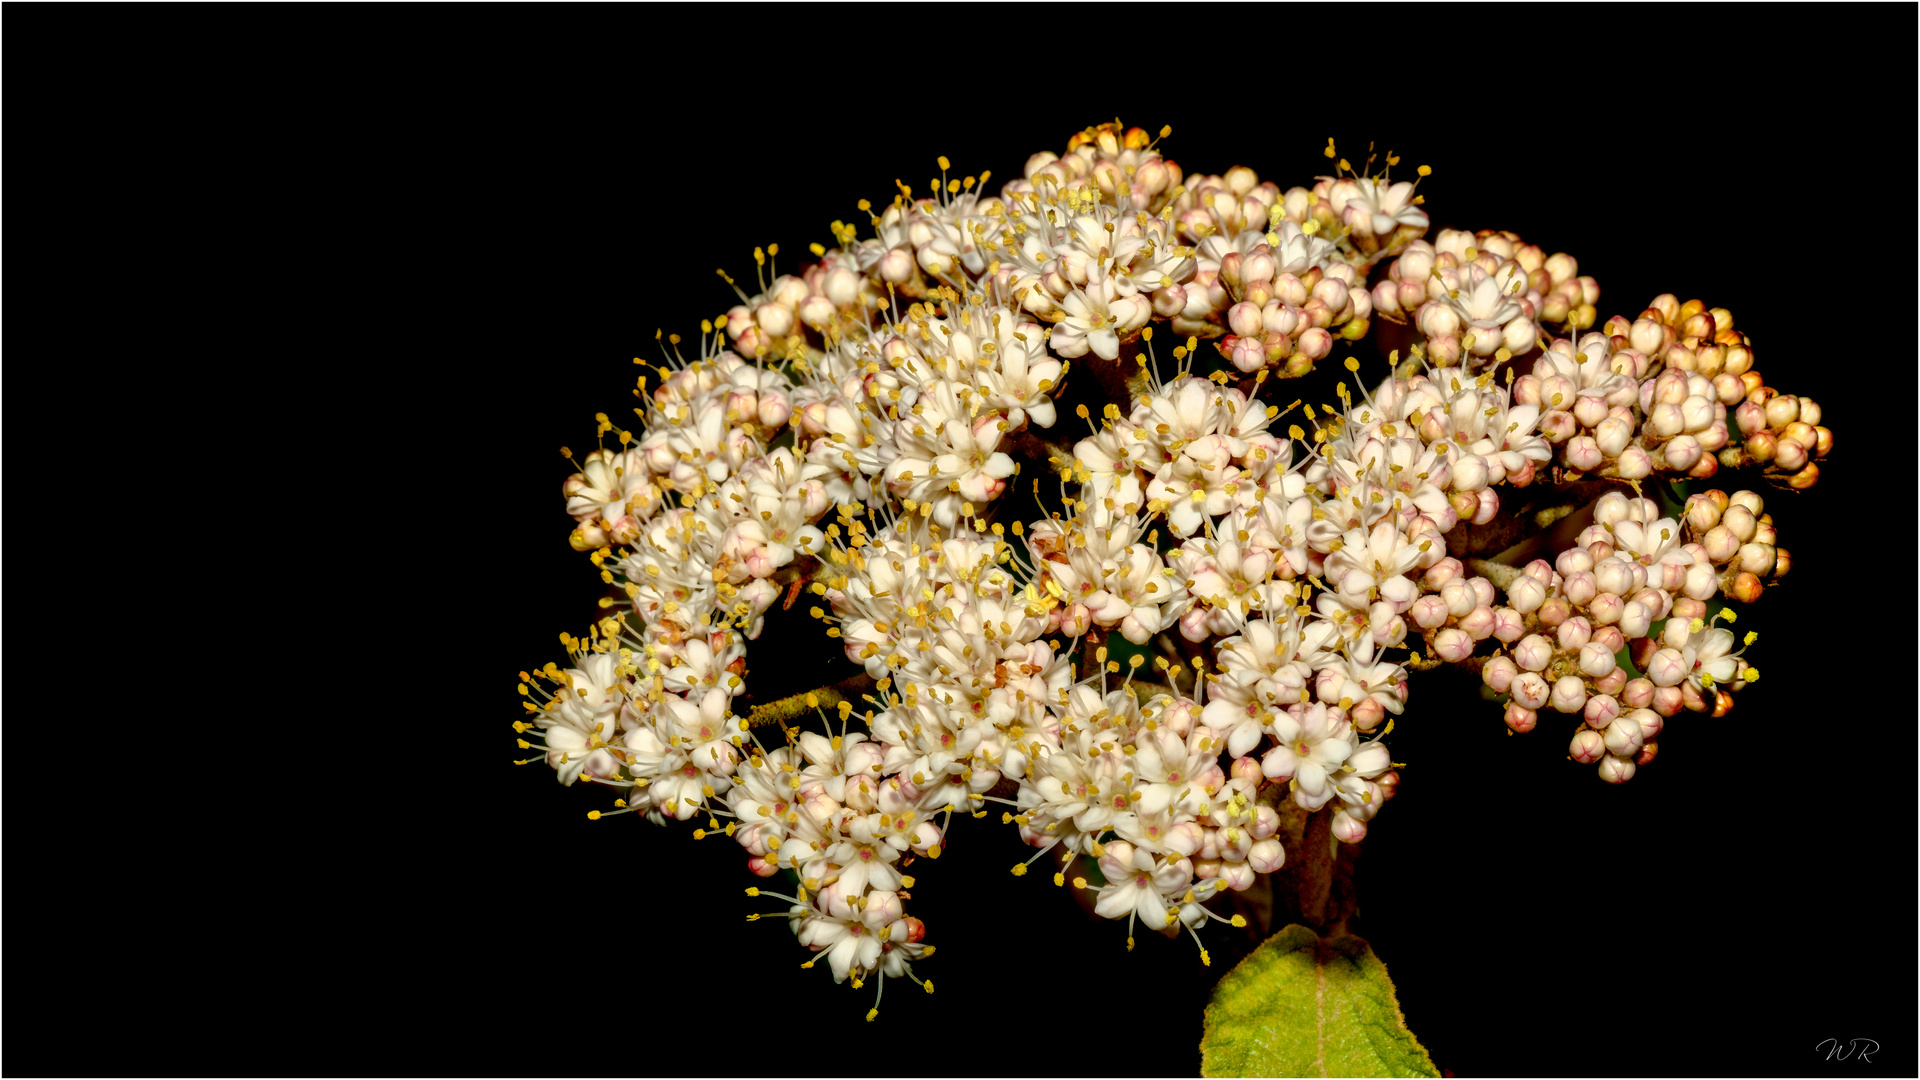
left=1165, top=820, right=1205, bottom=858
left=1491, top=607, right=1526, bottom=643
left=1736, top=542, right=1776, bottom=575
left=1583, top=693, right=1621, bottom=729
left=1629, top=587, right=1670, bottom=622
left=1604, top=715, right=1644, bottom=757
left=1618, top=678, right=1652, bottom=710
left=1227, top=302, right=1262, bottom=338
left=1537, top=597, right=1571, bottom=629
left=1433, top=628, right=1474, bottom=662
left=1555, top=547, right=1594, bottom=576
left=1410, top=594, right=1450, bottom=629
left=1513, top=634, right=1552, bottom=672
left=1662, top=434, right=1701, bottom=471
left=1701, top=525, right=1739, bottom=565
left=1213, top=860, right=1254, bottom=891
left=1763, top=394, right=1799, bottom=428
left=1424, top=557, right=1464, bottom=589
left=1773, top=438, right=1808, bottom=471
left=1226, top=335, right=1265, bottom=372
left=1247, top=838, right=1286, bottom=874
left=1617, top=601, right=1652, bottom=639
left=1549, top=675, right=1587, bottom=713
left=1613, top=445, right=1652, bottom=479
left=1507, top=574, right=1546, bottom=614
left=1562, top=570, right=1597, bottom=606
left=1371, top=280, right=1402, bottom=317
left=1440, top=578, right=1476, bottom=617
left=1649, top=685, right=1683, bottom=716
left=1594, top=415, right=1634, bottom=458
left=1505, top=703, right=1537, bottom=733
left=1297, top=327, right=1333, bottom=361
left=1570, top=728, right=1606, bottom=764
left=1587, top=622, right=1624, bottom=652
left=1244, top=804, right=1281, bottom=843
left=1451, top=454, right=1489, bottom=492
left=1556, top=616, right=1592, bottom=651
left=1627, top=707, right=1663, bottom=741
left=1597, top=754, right=1637, bottom=784
left=1576, top=640, right=1616, bottom=679
left=798, top=294, right=835, bottom=331
left=1312, top=278, right=1349, bottom=313
left=1483, top=655, right=1519, bottom=692
left=878, top=248, right=914, bottom=284
left=1511, top=671, right=1550, bottom=709
left=1460, top=606, right=1496, bottom=640
left=1586, top=591, right=1624, bottom=626
left=1564, top=435, right=1604, bottom=472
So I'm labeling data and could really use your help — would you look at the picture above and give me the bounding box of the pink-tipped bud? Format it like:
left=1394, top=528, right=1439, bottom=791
left=1491, top=607, right=1526, bottom=643
left=1617, top=601, right=1652, bottom=639
left=1513, top=634, right=1553, bottom=672
left=1556, top=616, right=1592, bottom=651
left=1508, top=574, right=1546, bottom=614
left=1469, top=577, right=1496, bottom=607
left=1621, top=677, right=1654, bottom=709
left=1587, top=591, right=1625, bottom=626
left=1510, top=671, right=1550, bottom=710
left=1460, top=606, right=1496, bottom=640
left=1227, top=301, right=1262, bottom=338
left=1604, top=714, right=1645, bottom=757
left=1550, top=676, right=1588, bottom=714
left=1247, top=838, right=1285, bottom=874
left=1577, top=641, right=1617, bottom=679
left=1649, top=685, right=1683, bottom=717
left=1570, top=728, right=1606, bottom=764
left=1562, top=570, right=1597, bottom=606
left=1662, top=434, right=1702, bottom=471
left=1537, top=597, right=1572, bottom=628
left=1597, top=754, right=1637, bottom=784
left=1505, top=702, right=1537, bottom=733
left=1583, top=693, right=1621, bottom=729
left=1613, top=445, right=1652, bottom=479
left=1433, top=628, right=1474, bottom=662
left=1555, top=547, right=1594, bottom=576
left=1410, top=594, right=1450, bottom=629
left=1565, top=435, right=1604, bottom=472
left=1482, top=655, right=1518, bottom=693
left=1439, top=577, right=1476, bottom=617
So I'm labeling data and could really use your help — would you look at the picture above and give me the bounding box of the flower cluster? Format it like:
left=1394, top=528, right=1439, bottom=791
left=518, top=124, right=1830, bottom=1012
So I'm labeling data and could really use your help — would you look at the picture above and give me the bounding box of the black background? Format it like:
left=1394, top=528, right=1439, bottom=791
left=458, top=16, right=1913, bottom=1080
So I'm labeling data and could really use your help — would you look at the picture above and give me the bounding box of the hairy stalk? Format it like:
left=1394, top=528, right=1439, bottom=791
left=744, top=672, right=877, bottom=730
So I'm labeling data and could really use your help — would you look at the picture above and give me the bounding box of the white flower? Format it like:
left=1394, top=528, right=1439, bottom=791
left=1324, top=520, right=1426, bottom=608
left=1050, top=270, right=1150, bottom=361
left=563, top=447, right=659, bottom=545
left=978, top=333, right=1065, bottom=429
left=1327, top=176, right=1428, bottom=241
left=1260, top=702, right=1354, bottom=811
left=1092, top=841, right=1187, bottom=932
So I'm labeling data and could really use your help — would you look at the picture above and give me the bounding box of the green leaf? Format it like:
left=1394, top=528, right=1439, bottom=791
left=1201, top=924, right=1438, bottom=1079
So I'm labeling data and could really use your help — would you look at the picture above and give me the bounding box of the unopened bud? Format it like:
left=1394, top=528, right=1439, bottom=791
left=1570, top=728, right=1606, bottom=764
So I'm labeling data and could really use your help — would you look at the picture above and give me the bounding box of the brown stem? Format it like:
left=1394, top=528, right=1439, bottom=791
left=1295, top=806, right=1335, bottom=931
left=1259, top=798, right=1345, bottom=936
